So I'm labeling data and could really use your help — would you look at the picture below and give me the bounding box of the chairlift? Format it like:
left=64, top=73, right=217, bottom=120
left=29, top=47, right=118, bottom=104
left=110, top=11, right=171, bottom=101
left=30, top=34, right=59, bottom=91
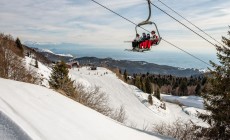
left=126, top=0, right=161, bottom=52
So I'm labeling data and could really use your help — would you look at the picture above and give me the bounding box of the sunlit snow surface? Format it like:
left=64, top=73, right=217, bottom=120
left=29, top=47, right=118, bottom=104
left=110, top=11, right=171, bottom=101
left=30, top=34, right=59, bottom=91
left=0, top=78, right=169, bottom=140
left=0, top=111, right=31, bottom=140
left=0, top=57, right=208, bottom=139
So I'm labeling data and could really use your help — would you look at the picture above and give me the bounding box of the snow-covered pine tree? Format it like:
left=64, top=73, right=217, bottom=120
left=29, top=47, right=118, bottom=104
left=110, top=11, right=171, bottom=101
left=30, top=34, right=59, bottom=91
left=199, top=28, right=230, bottom=139
left=49, top=61, right=75, bottom=96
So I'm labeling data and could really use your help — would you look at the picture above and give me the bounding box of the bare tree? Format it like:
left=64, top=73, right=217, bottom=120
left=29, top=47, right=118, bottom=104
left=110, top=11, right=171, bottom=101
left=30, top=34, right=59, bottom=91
left=152, top=119, right=197, bottom=140
left=110, top=105, right=127, bottom=123
left=72, top=84, right=127, bottom=123
left=73, top=84, right=112, bottom=116
left=0, top=33, right=37, bottom=83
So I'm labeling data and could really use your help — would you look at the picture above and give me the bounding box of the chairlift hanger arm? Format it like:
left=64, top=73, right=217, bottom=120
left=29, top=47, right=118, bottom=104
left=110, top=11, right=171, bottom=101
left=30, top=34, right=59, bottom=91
left=137, top=0, right=152, bottom=27
left=136, top=0, right=153, bottom=34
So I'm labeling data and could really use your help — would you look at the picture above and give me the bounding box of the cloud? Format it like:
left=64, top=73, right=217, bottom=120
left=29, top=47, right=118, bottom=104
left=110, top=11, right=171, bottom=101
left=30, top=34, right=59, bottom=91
left=0, top=0, right=229, bottom=50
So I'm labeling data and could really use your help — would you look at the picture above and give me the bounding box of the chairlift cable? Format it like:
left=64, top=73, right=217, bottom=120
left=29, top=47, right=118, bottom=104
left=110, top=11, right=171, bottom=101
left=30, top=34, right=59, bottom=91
left=162, top=38, right=212, bottom=67
left=88, top=0, right=212, bottom=67
left=157, top=0, right=224, bottom=46
left=89, top=0, right=148, bottom=33
left=149, top=1, right=217, bottom=47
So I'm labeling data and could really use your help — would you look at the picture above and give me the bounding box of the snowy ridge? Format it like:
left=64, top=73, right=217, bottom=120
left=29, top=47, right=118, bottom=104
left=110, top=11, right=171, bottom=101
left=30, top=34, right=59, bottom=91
left=36, top=48, right=54, bottom=54
left=0, top=78, right=169, bottom=140
left=36, top=48, right=73, bottom=57
left=24, top=41, right=59, bottom=46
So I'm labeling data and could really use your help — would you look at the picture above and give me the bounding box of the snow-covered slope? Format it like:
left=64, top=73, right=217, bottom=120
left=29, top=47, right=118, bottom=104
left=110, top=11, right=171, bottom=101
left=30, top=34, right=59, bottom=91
left=70, top=67, right=207, bottom=128
left=0, top=78, right=170, bottom=140
left=25, top=56, right=51, bottom=87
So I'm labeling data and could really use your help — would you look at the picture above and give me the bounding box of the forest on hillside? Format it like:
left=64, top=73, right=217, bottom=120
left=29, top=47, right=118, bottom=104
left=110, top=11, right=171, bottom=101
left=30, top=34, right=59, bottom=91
left=122, top=70, right=207, bottom=96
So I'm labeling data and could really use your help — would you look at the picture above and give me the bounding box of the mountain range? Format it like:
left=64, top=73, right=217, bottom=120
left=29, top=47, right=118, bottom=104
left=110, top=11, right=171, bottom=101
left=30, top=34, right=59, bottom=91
left=32, top=48, right=204, bottom=77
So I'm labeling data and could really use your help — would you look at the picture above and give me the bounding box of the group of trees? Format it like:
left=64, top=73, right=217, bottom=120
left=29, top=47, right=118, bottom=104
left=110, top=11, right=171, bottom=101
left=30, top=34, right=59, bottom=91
left=123, top=70, right=207, bottom=97
left=0, top=33, right=36, bottom=83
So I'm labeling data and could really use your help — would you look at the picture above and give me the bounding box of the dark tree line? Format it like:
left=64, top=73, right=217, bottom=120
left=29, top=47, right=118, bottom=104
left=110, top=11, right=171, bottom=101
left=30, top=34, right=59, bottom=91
left=123, top=69, right=207, bottom=96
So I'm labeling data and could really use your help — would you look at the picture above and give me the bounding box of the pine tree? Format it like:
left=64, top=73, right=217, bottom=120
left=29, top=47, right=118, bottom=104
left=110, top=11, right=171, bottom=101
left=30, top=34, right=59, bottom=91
left=15, top=38, right=24, bottom=56
left=178, top=80, right=188, bottom=96
left=155, top=88, right=161, bottom=100
left=49, top=61, right=75, bottom=96
left=123, top=69, right=128, bottom=82
left=145, top=77, right=153, bottom=94
left=148, top=94, right=153, bottom=105
left=119, top=69, right=122, bottom=75
left=35, top=59, right=38, bottom=68
left=134, top=76, right=141, bottom=89
left=140, top=77, right=146, bottom=92
left=199, top=28, right=230, bottom=139
left=195, top=84, right=201, bottom=96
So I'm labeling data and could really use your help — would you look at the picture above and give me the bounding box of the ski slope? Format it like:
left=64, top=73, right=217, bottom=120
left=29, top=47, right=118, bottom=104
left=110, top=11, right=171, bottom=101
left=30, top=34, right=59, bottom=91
left=70, top=67, right=207, bottom=128
left=0, top=78, right=170, bottom=140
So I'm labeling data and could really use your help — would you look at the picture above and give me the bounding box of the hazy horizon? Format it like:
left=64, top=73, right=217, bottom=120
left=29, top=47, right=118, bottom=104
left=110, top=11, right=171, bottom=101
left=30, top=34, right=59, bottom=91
left=27, top=43, right=219, bottom=70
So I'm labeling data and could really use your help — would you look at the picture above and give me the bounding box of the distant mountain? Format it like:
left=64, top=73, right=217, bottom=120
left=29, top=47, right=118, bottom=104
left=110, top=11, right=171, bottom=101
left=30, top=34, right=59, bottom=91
left=74, top=57, right=203, bottom=77
left=32, top=48, right=74, bottom=62
left=32, top=47, right=203, bottom=77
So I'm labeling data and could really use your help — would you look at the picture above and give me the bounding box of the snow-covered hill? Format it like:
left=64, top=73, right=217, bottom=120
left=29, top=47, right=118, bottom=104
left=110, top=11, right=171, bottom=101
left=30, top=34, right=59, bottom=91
left=23, top=57, right=207, bottom=128
left=0, top=78, right=169, bottom=140
left=0, top=56, right=208, bottom=139
left=69, top=67, right=208, bottom=128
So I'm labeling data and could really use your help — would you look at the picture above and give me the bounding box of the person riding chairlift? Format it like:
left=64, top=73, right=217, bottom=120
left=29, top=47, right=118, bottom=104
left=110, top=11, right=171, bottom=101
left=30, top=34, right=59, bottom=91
left=132, top=34, right=141, bottom=49
left=139, top=33, right=147, bottom=49
left=150, top=30, right=159, bottom=45
left=144, top=33, right=151, bottom=49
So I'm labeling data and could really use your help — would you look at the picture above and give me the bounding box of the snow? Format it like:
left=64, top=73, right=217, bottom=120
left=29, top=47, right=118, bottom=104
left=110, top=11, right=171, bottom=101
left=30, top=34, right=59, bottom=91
left=69, top=67, right=208, bottom=128
left=0, top=78, right=170, bottom=140
left=25, top=57, right=52, bottom=87
left=161, top=94, right=204, bottom=109
left=36, top=48, right=73, bottom=57
left=182, top=107, right=207, bottom=117
left=0, top=111, right=31, bottom=140
left=36, top=48, right=54, bottom=54
left=56, top=53, right=73, bottom=57
left=0, top=57, right=209, bottom=139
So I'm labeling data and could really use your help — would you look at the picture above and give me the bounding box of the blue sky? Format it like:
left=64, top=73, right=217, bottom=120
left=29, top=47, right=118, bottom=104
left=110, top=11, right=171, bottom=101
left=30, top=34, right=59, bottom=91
left=0, top=0, right=229, bottom=54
